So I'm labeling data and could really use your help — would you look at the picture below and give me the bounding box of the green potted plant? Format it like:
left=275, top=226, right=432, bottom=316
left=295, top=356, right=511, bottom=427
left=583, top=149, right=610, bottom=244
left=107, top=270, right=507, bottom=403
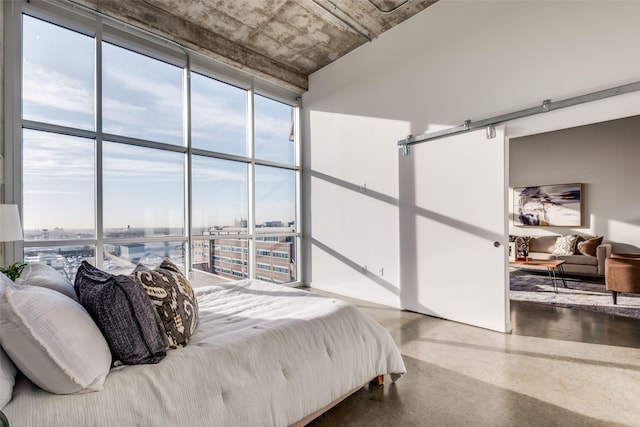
left=0, top=262, right=26, bottom=281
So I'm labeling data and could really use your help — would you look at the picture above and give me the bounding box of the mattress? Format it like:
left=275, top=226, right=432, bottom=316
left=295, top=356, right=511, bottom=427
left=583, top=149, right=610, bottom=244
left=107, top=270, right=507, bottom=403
left=3, top=279, right=406, bottom=426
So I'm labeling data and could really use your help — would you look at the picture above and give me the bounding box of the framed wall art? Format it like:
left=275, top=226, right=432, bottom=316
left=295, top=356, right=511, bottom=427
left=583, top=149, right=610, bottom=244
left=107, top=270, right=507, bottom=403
left=513, top=183, right=582, bottom=227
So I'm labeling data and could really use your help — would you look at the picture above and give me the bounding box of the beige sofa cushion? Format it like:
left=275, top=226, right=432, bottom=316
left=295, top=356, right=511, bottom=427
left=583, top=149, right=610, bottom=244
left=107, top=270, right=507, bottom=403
left=564, top=263, right=598, bottom=275
left=527, top=252, right=555, bottom=261
left=556, top=254, right=598, bottom=266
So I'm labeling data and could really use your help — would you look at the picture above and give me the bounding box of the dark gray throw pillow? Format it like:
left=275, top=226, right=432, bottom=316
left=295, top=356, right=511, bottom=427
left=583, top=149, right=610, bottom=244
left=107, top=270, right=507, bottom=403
left=74, top=261, right=166, bottom=365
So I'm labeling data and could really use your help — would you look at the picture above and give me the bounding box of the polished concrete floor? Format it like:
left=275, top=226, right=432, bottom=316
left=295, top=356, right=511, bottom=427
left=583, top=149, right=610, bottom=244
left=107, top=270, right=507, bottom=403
left=306, top=291, right=640, bottom=427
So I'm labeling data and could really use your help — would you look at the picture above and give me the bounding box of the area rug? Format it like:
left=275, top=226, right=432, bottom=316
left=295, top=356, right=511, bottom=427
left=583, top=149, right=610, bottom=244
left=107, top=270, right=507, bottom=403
left=509, top=271, right=640, bottom=320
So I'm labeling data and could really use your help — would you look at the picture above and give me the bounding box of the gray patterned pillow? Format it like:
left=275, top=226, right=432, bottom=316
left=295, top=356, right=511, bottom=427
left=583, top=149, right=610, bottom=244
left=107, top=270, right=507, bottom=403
left=132, top=259, right=198, bottom=350
left=74, top=262, right=166, bottom=365
left=552, top=234, right=578, bottom=256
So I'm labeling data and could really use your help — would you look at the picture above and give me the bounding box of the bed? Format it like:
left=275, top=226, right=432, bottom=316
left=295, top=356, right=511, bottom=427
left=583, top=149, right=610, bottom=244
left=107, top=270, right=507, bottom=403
left=1, top=277, right=406, bottom=426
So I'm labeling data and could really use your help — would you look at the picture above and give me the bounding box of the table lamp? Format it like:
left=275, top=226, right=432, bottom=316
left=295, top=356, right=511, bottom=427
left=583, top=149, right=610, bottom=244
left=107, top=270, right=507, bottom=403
left=0, top=204, right=24, bottom=268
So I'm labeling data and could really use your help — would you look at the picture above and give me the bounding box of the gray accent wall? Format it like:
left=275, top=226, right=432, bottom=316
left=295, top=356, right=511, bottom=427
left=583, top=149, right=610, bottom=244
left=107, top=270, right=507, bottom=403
left=509, top=115, right=640, bottom=253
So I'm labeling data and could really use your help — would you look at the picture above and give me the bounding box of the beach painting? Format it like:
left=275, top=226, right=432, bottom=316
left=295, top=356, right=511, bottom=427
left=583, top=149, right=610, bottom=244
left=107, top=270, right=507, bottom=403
left=514, top=183, right=582, bottom=227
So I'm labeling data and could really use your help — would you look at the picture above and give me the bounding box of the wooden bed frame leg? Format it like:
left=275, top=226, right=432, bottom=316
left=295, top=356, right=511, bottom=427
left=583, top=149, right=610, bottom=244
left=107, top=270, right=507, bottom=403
left=371, top=375, right=384, bottom=386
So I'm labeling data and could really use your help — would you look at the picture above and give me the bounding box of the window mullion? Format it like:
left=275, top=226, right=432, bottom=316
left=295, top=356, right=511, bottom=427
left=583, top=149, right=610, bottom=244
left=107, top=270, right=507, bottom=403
left=95, top=17, right=104, bottom=268
left=184, top=56, right=193, bottom=278
left=4, top=2, right=24, bottom=265
left=247, top=83, right=256, bottom=280
left=294, top=104, right=302, bottom=283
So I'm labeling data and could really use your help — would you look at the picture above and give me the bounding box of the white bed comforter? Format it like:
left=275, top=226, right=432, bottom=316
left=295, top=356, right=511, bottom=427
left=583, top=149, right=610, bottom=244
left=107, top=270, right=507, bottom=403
left=3, top=280, right=406, bottom=426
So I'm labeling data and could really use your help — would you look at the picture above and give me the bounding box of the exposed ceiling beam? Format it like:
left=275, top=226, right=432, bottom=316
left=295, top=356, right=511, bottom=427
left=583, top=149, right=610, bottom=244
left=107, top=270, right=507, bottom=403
left=71, top=0, right=309, bottom=92
left=66, top=0, right=438, bottom=93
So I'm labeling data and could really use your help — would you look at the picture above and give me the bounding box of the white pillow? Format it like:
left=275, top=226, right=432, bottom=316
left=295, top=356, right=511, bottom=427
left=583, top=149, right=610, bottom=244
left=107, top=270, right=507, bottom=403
left=0, top=285, right=111, bottom=394
left=15, top=262, right=78, bottom=301
left=0, top=347, right=16, bottom=409
left=0, top=274, right=17, bottom=409
left=0, top=272, right=13, bottom=292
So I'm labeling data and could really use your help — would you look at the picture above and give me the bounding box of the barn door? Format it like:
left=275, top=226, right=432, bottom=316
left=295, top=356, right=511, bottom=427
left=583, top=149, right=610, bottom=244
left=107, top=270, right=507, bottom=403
left=398, top=127, right=510, bottom=332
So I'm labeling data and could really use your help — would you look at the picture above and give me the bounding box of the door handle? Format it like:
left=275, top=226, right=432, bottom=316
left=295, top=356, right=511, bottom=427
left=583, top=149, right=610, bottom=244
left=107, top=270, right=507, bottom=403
left=494, top=241, right=501, bottom=247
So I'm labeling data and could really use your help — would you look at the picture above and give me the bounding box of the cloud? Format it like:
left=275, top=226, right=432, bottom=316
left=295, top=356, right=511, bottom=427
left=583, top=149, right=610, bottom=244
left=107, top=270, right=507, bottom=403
left=102, top=145, right=183, bottom=183
left=102, top=45, right=183, bottom=143
left=191, top=92, right=246, bottom=130
left=22, top=59, right=94, bottom=126
left=102, top=43, right=183, bottom=103
left=192, top=157, right=247, bottom=182
left=23, top=131, right=94, bottom=179
left=255, top=95, right=293, bottom=140
left=255, top=115, right=291, bottom=140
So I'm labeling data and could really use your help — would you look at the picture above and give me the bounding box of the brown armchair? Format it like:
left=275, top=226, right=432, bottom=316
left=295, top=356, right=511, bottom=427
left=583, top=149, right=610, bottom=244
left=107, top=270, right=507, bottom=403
left=605, top=253, right=640, bottom=304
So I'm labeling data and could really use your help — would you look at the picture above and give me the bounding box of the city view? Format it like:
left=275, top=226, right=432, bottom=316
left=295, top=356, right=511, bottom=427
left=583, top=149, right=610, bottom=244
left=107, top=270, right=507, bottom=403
left=23, top=220, right=296, bottom=285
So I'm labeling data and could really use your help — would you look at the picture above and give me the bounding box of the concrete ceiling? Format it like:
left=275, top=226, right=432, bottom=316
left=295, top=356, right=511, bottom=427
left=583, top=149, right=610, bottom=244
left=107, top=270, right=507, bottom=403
left=71, top=0, right=439, bottom=92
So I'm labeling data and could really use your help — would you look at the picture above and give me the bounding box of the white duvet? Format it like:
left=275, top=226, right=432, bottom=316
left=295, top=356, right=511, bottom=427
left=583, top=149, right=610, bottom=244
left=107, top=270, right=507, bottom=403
left=3, top=280, right=406, bottom=426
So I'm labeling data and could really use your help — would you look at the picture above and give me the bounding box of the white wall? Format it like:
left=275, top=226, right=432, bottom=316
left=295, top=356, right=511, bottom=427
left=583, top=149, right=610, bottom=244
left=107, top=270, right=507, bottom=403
left=0, top=0, right=4, bottom=200
left=509, top=115, right=640, bottom=252
left=302, top=0, right=640, bottom=307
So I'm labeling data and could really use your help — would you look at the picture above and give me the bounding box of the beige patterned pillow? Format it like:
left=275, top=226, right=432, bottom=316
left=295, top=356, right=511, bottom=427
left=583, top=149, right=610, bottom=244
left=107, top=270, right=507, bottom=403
left=132, top=259, right=199, bottom=350
left=577, top=235, right=603, bottom=256
left=552, top=234, right=578, bottom=256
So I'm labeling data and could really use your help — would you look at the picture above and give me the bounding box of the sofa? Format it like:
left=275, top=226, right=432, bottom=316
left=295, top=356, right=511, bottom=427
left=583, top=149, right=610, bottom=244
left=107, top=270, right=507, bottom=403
left=511, top=234, right=611, bottom=276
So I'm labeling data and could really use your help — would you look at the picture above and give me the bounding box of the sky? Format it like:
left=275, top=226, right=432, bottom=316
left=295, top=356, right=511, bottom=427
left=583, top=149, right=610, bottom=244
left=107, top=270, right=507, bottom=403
left=21, top=14, right=296, bottom=234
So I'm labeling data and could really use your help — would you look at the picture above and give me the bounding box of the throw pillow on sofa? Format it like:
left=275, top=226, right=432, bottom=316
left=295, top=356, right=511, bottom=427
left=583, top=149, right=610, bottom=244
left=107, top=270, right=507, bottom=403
left=552, top=234, right=579, bottom=256
left=527, top=235, right=557, bottom=253
left=577, top=235, right=603, bottom=256
left=75, top=261, right=166, bottom=365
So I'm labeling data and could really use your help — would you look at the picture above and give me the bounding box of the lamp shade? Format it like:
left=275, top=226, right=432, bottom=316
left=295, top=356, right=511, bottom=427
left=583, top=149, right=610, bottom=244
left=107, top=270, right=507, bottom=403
left=0, top=204, right=24, bottom=242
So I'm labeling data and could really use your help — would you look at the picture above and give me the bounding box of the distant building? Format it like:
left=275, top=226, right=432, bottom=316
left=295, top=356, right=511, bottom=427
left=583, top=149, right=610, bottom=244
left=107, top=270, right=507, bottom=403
left=192, top=236, right=295, bottom=284
left=119, top=243, right=146, bottom=263
left=193, top=240, right=211, bottom=272
left=254, top=236, right=295, bottom=283
left=213, top=239, right=250, bottom=280
left=262, top=221, right=284, bottom=228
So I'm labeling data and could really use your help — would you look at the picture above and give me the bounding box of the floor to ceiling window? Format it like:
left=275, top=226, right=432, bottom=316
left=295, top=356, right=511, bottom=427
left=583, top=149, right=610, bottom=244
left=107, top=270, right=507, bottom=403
left=10, top=1, right=301, bottom=285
